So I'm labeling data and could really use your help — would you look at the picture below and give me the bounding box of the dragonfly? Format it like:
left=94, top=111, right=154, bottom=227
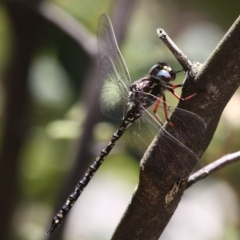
left=47, top=13, right=205, bottom=234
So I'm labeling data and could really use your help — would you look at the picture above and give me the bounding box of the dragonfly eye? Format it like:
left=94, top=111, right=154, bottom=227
left=150, top=68, right=172, bottom=82
left=149, top=63, right=176, bottom=82
left=155, top=69, right=172, bottom=81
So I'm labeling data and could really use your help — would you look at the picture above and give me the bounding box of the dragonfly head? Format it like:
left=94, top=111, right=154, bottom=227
left=149, top=62, right=176, bottom=82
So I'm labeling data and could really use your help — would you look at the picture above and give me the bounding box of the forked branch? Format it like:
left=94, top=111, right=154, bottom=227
left=112, top=16, right=240, bottom=240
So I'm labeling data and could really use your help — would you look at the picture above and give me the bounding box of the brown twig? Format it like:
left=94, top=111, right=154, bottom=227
left=187, top=151, right=240, bottom=189
left=156, top=28, right=193, bottom=70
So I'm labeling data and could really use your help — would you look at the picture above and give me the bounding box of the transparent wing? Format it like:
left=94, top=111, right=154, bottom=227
left=130, top=100, right=206, bottom=173
left=97, top=14, right=131, bottom=120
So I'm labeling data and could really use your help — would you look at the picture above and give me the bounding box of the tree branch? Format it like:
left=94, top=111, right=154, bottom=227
left=112, top=16, right=240, bottom=240
left=156, top=28, right=193, bottom=70
left=36, top=1, right=97, bottom=58
left=187, top=151, right=240, bottom=188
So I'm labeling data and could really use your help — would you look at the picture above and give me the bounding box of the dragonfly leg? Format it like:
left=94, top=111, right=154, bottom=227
left=153, top=97, right=164, bottom=125
left=166, top=86, right=197, bottom=101
left=162, top=95, right=174, bottom=126
left=153, top=96, right=174, bottom=127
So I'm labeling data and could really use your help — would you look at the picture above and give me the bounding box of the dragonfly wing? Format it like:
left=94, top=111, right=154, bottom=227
left=130, top=102, right=206, bottom=173
left=97, top=14, right=131, bottom=120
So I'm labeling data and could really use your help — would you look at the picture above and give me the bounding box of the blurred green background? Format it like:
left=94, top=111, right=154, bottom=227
left=0, top=0, right=240, bottom=240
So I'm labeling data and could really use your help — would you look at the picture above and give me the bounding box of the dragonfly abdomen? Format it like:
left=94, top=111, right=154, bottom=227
left=47, top=105, right=141, bottom=233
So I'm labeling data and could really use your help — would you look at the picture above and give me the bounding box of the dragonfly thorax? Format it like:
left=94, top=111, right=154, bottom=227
left=129, top=77, right=163, bottom=108
left=128, top=62, right=176, bottom=108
